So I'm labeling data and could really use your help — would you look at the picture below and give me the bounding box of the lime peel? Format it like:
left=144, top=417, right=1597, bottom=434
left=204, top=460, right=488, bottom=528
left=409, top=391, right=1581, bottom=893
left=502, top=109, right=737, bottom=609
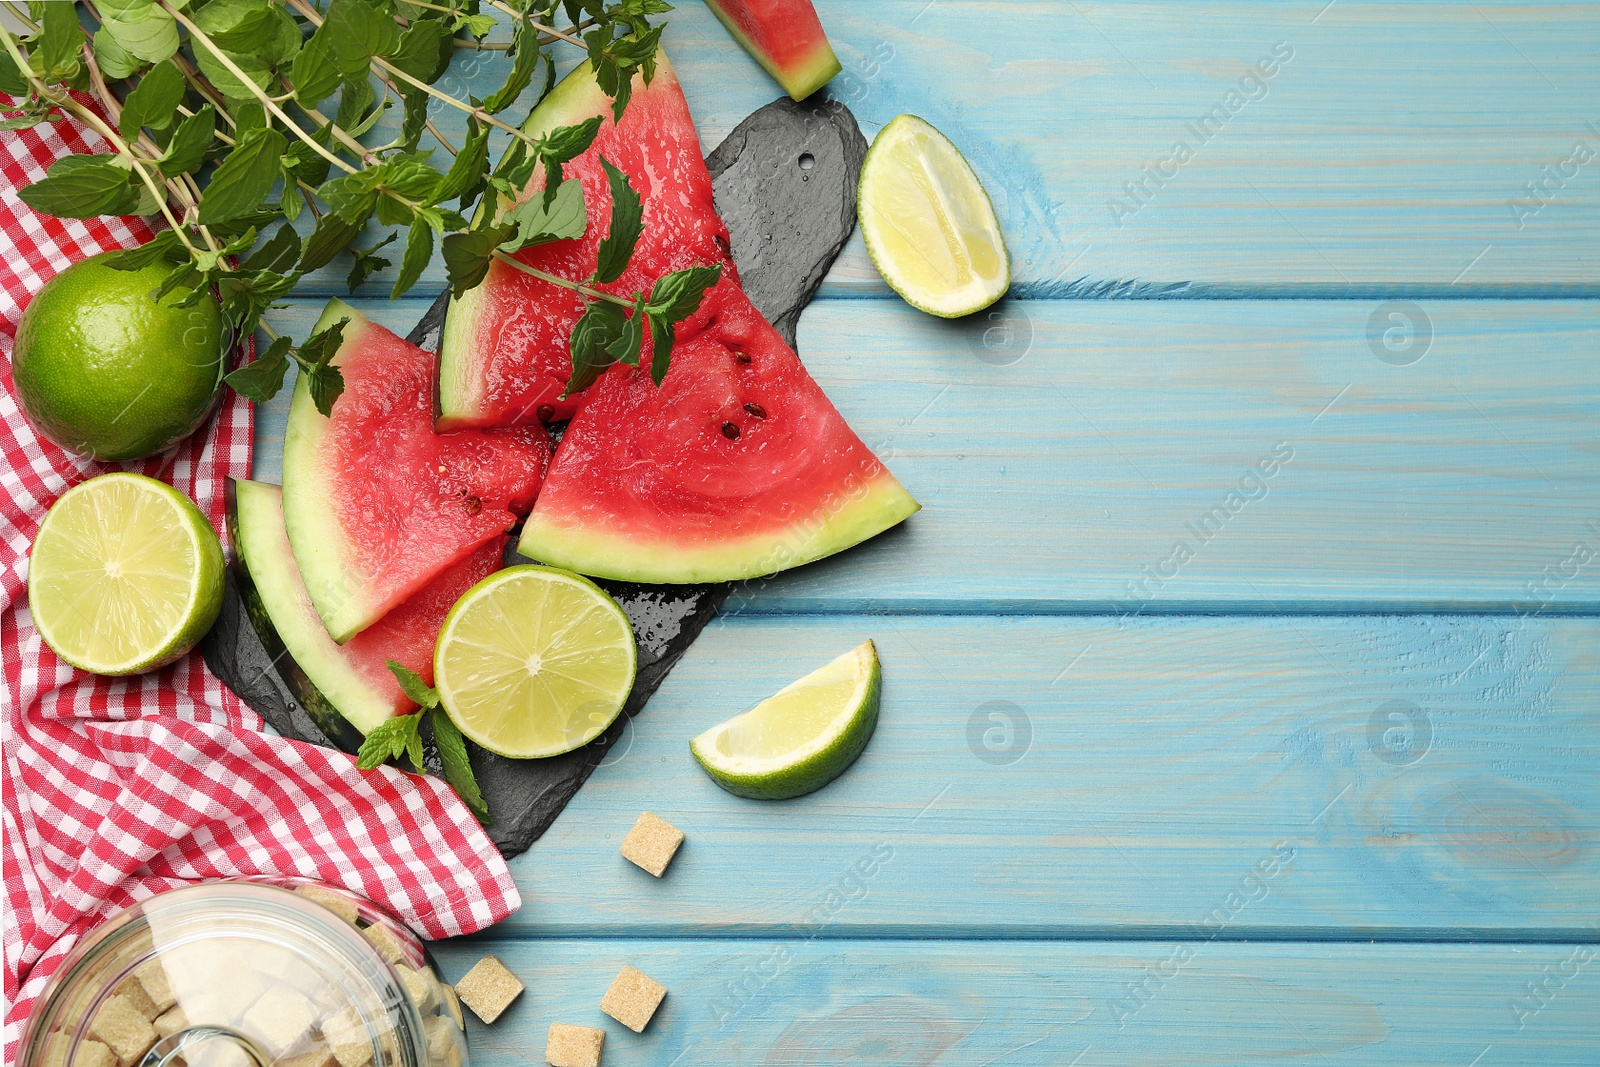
left=690, top=640, right=881, bottom=800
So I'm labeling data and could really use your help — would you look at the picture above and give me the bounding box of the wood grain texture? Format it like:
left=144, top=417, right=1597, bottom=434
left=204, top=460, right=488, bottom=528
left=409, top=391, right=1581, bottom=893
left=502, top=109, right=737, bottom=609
left=283, top=0, right=1600, bottom=300
left=431, top=939, right=1600, bottom=1067
left=476, top=614, right=1600, bottom=939
left=250, top=297, right=1600, bottom=613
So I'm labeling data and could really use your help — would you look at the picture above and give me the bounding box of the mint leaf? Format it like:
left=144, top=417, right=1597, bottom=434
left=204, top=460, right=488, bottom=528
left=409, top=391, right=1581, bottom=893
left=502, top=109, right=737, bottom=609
left=118, top=63, right=185, bottom=140
left=646, top=263, right=722, bottom=323
left=434, top=119, right=490, bottom=207
left=564, top=299, right=629, bottom=397
left=223, top=334, right=292, bottom=402
left=389, top=16, right=453, bottom=83
left=648, top=311, right=674, bottom=386
left=299, top=315, right=349, bottom=417
left=391, top=216, right=434, bottom=299
left=442, top=226, right=510, bottom=297
left=101, top=230, right=187, bottom=271
left=19, top=155, right=142, bottom=219
left=300, top=213, right=362, bottom=273
left=431, top=711, right=490, bottom=824
left=159, top=105, right=216, bottom=178
left=242, top=223, right=302, bottom=274
left=592, top=157, right=641, bottom=285
left=91, top=28, right=139, bottom=81
left=290, top=24, right=343, bottom=109
left=385, top=660, right=441, bottom=710
left=200, top=126, right=286, bottom=225
left=345, top=232, right=395, bottom=292
left=610, top=295, right=645, bottom=367
left=36, top=1, right=87, bottom=84
left=326, top=0, right=401, bottom=79
left=355, top=711, right=425, bottom=772
left=500, top=179, right=586, bottom=251
left=481, top=24, right=542, bottom=115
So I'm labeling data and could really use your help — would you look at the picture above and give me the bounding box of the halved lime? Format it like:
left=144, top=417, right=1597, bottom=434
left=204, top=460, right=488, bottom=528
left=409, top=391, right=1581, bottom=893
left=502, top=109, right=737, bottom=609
left=433, top=565, right=636, bottom=758
left=29, top=472, right=224, bottom=675
left=858, top=114, right=1010, bottom=318
left=690, top=640, right=881, bottom=800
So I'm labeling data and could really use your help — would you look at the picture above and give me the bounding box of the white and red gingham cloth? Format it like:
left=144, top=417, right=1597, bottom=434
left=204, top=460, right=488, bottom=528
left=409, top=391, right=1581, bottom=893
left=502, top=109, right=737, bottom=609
left=1, top=100, right=519, bottom=1063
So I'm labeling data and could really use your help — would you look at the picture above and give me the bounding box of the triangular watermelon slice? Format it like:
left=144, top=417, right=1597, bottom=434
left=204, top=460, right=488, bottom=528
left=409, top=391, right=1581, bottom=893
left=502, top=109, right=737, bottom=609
left=446, top=50, right=918, bottom=584
left=283, top=299, right=550, bottom=642
left=517, top=286, right=919, bottom=583
left=230, top=478, right=504, bottom=736
left=438, top=48, right=736, bottom=430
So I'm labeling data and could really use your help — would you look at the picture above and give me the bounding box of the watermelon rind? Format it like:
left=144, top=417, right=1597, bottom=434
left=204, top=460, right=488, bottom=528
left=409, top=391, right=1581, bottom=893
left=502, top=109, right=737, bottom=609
left=281, top=298, right=374, bottom=643
left=516, top=469, right=919, bottom=584
left=435, top=52, right=639, bottom=432
left=227, top=477, right=384, bottom=743
left=702, top=0, right=841, bottom=101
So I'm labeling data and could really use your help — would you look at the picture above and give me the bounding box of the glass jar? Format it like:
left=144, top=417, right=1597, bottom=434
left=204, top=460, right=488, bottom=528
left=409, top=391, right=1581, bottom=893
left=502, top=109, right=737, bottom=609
left=18, top=880, right=468, bottom=1067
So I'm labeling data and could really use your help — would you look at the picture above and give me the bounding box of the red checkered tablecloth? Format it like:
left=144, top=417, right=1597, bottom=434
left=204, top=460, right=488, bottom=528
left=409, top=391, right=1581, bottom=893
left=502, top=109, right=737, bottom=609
left=1, top=101, right=519, bottom=1065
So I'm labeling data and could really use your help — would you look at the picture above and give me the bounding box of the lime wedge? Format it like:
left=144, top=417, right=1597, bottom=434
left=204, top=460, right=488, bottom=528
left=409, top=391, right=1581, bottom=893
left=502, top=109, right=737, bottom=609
left=690, top=640, right=881, bottom=799
left=28, top=472, right=224, bottom=675
left=858, top=114, right=1009, bottom=318
left=433, top=565, right=636, bottom=758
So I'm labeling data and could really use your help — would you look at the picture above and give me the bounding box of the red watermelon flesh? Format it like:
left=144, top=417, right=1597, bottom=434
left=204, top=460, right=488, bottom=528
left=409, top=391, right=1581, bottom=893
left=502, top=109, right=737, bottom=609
left=282, top=299, right=551, bottom=643
left=516, top=286, right=920, bottom=584
left=701, top=0, right=842, bottom=101
left=437, top=50, right=736, bottom=430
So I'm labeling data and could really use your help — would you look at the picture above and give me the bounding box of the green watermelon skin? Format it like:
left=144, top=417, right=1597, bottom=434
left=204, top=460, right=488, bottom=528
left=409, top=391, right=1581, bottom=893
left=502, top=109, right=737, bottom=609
left=701, top=0, right=841, bottom=101
left=229, top=479, right=505, bottom=736
left=283, top=299, right=549, bottom=643
left=437, top=50, right=736, bottom=431
left=516, top=287, right=919, bottom=584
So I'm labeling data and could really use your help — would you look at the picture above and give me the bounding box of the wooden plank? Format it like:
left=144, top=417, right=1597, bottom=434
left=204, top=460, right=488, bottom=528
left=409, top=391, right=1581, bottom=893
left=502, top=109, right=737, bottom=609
left=482, top=614, right=1599, bottom=939
left=285, top=1, right=1600, bottom=299
left=251, top=297, right=1600, bottom=613
left=432, top=938, right=1600, bottom=1067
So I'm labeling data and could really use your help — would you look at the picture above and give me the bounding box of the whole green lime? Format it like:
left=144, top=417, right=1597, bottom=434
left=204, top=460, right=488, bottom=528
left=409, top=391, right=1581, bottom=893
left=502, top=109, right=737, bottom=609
left=13, top=251, right=226, bottom=461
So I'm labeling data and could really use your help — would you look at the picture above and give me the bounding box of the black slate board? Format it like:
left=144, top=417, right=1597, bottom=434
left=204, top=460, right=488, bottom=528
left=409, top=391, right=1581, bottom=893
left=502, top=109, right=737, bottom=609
left=203, top=95, right=866, bottom=857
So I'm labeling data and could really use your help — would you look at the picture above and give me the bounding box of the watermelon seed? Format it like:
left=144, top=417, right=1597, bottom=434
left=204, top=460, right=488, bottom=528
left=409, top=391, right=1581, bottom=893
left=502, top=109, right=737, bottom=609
left=536, top=404, right=555, bottom=423
left=721, top=422, right=740, bottom=441
left=463, top=496, right=481, bottom=515
left=743, top=403, right=767, bottom=419
left=734, top=349, right=751, bottom=364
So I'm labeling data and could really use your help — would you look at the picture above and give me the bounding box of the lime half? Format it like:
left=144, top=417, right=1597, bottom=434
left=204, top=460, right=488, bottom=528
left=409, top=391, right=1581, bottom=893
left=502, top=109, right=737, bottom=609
left=433, top=565, right=636, bottom=758
left=29, top=472, right=224, bottom=675
left=858, top=114, right=1009, bottom=318
left=690, top=640, right=881, bottom=800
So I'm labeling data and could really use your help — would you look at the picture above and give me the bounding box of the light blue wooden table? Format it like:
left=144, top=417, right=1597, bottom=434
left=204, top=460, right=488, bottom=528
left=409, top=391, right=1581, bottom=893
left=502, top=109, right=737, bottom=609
left=256, top=2, right=1600, bottom=1063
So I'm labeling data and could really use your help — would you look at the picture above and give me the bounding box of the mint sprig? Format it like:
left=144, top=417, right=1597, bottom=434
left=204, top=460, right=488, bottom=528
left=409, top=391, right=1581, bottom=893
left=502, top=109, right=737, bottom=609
left=356, top=661, right=490, bottom=824
left=2, top=0, right=712, bottom=418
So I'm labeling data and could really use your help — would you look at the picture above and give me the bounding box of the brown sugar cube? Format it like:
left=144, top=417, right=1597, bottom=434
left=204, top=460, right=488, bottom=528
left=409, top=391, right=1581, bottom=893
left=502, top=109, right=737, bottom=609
left=113, top=978, right=161, bottom=1021
left=598, top=966, right=666, bottom=1033
left=360, top=923, right=408, bottom=967
left=295, top=885, right=361, bottom=925
left=452, top=956, right=523, bottom=1025
left=89, top=995, right=159, bottom=1066
left=274, top=1047, right=336, bottom=1067
left=438, top=984, right=464, bottom=1029
left=241, top=986, right=318, bottom=1057
left=423, top=1017, right=462, bottom=1067
left=153, top=1007, right=189, bottom=1040
left=185, top=1039, right=251, bottom=1067
left=398, top=966, right=439, bottom=1014
left=619, top=812, right=683, bottom=877
left=319, top=1007, right=373, bottom=1067
left=134, top=959, right=179, bottom=1013
left=72, top=1040, right=118, bottom=1067
left=544, top=1024, right=603, bottom=1067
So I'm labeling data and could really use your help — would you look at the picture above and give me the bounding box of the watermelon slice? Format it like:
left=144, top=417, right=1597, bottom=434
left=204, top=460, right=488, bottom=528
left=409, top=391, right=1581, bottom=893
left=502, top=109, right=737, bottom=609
left=437, top=49, right=736, bottom=431
left=229, top=478, right=504, bottom=736
left=283, top=299, right=550, bottom=643
left=701, top=0, right=842, bottom=101
left=516, top=286, right=919, bottom=583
